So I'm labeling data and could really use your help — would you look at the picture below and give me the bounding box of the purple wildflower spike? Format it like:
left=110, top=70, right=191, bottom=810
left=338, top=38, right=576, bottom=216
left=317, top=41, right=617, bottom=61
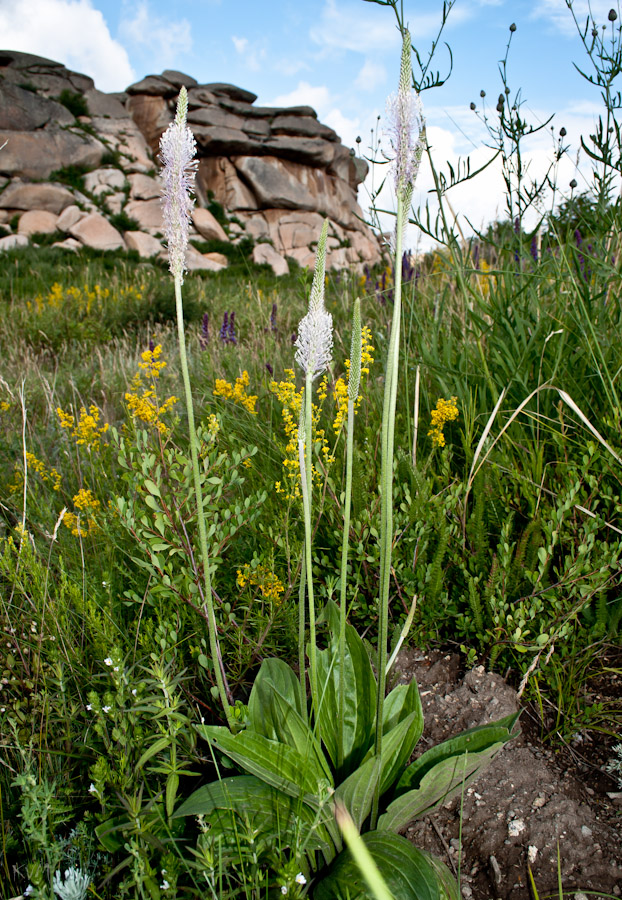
left=228, top=312, right=237, bottom=345
left=270, top=302, right=278, bottom=333
left=199, top=312, right=209, bottom=350
left=160, top=87, right=198, bottom=284
left=219, top=311, right=229, bottom=343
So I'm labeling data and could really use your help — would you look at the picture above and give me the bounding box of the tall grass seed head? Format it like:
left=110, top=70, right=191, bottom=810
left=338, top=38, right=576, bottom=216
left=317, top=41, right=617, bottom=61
left=160, top=86, right=198, bottom=283
left=295, top=220, right=333, bottom=379
left=386, top=29, right=425, bottom=202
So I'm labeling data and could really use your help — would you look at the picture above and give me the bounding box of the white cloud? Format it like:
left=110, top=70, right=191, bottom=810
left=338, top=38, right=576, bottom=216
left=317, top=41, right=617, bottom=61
left=324, top=109, right=361, bottom=147
left=531, top=0, right=620, bottom=35
left=232, top=36, right=248, bottom=54
left=310, top=0, right=401, bottom=53
left=0, top=0, right=134, bottom=91
left=231, top=35, right=265, bottom=72
left=269, top=82, right=333, bottom=115
left=355, top=59, right=387, bottom=92
left=119, top=0, right=192, bottom=72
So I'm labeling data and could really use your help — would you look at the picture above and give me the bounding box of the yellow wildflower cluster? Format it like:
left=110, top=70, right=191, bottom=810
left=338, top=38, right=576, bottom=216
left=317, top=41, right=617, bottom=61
left=213, top=371, right=258, bottom=414
left=269, top=369, right=334, bottom=500
left=237, top=563, right=285, bottom=604
left=10, top=452, right=62, bottom=494
left=332, top=326, right=375, bottom=433
left=428, top=397, right=459, bottom=448
left=63, top=488, right=100, bottom=537
left=125, top=345, right=178, bottom=435
left=0, top=400, right=10, bottom=413
left=138, top=344, right=168, bottom=379
left=206, top=413, right=220, bottom=439
left=29, top=282, right=143, bottom=316
left=57, top=404, right=109, bottom=451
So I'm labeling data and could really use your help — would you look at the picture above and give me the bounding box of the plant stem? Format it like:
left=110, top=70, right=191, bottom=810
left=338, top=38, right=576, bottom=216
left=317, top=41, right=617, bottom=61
left=338, top=395, right=356, bottom=767
left=300, top=372, right=318, bottom=708
left=372, top=195, right=405, bottom=827
left=174, top=276, right=233, bottom=729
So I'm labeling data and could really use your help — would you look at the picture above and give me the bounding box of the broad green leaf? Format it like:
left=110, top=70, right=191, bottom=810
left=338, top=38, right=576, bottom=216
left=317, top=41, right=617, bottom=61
left=334, top=755, right=382, bottom=832
left=195, top=725, right=331, bottom=801
left=378, top=715, right=520, bottom=831
left=246, top=658, right=331, bottom=778
left=361, top=709, right=424, bottom=797
left=382, top=679, right=422, bottom=736
left=313, top=831, right=460, bottom=900
left=314, top=621, right=376, bottom=777
left=173, top=774, right=335, bottom=861
left=248, top=658, right=303, bottom=738
left=394, top=714, right=519, bottom=795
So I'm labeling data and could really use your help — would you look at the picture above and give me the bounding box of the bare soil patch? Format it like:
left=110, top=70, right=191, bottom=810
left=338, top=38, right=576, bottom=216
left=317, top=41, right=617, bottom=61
left=393, top=649, right=622, bottom=899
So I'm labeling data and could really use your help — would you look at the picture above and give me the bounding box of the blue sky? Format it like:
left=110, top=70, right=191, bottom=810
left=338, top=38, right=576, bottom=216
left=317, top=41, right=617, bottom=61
left=1, top=0, right=620, bottom=247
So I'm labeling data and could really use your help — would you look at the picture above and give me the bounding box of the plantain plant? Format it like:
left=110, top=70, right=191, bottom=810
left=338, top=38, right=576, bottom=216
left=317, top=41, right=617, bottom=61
left=165, top=27, right=520, bottom=899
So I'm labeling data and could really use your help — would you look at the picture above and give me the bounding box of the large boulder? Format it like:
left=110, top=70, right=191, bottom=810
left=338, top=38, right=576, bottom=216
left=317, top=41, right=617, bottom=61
left=18, top=210, right=59, bottom=235
left=0, top=51, right=382, bottom=270
left=68, top=213, right=124, bottom=251
left=0, top=182, right=75, bottom=214
left=0, top=130, right=105, bottom=180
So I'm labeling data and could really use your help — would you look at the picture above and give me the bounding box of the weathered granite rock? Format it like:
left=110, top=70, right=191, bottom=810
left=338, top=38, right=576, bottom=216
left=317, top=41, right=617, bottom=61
left=52, top=237, right=82, bottom=252
left=0, top=182, right=75, bottom=214
left=83, top=167, right=126, bottom=194
left=84, top=89, right=128, bottom=119
left=126, top=95, right=172, bottom=154
left=252, top=243, right=289, bottom=276
left=56, top=205, right=85, bottom=232
left=198, top=157, right=258, bottom=210
left=124, top=231, right=162, bottom=258
left=128, top=173, right=161, bottom=200
left=184, top=245, right=227, bottom=271
left=192, top=208, right=228, bottom=242
left=0, top=51, right=382, bottom=270
left=0, top=233, right=29, bottom=250
left=125, top=198, right=164, bottom=233
left=0, top=82, right=75, bottom=130
left=68, top=213, right=124, bottom=250
left=18, top=209, right=58, bottom=235
left=0, top=130, right=105, bottom=180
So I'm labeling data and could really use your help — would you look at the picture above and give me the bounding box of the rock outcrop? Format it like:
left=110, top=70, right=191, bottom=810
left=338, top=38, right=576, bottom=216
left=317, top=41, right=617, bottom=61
left=0, top=51, right=382, bottom=273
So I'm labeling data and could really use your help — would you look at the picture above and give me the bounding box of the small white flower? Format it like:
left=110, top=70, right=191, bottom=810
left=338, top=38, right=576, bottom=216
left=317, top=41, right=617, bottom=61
left=295, top=873, right=307, bottom=885
left=160, top=881, right=170, bottom=891
left=88, top=783, right=97, bottom=794
left=24, top=886, right=34, bottom=897
left=131, top=688, right=137, bottom=696
left=102, top=581, right=108, bottom=587
left=102, top=705, right=111, bottom=713
left=281, top=888, right=287, bottom=896
left=113, top=666, right=120, bottom=672
left=0, top=708, right=5, bottom=713
left=104, top=657, right=113, bottom=666
left=86, top=703, right=92, bottom=711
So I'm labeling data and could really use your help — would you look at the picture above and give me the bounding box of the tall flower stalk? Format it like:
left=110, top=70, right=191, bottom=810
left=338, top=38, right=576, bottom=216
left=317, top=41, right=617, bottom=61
left=338, top=297, right=362, bottom=766
left=372, top=28, right=425, bottom=827
left=295, top=220, right=332, bottom=709
left=160, top=87, right=233, bottom=728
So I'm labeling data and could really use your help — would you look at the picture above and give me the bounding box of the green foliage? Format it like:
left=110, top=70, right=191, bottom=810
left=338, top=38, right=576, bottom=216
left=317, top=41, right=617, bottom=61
left=176, top=612, right=519, bottom=896
left=57, top=89, right=89, bottom=118
left=108, top=209, right=140, bottom=233
left=49, top=164, right=89, bottom=192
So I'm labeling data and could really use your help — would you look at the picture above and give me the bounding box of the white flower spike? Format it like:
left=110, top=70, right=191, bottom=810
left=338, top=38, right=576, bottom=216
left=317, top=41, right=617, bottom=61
left=295, top=220, right=333, bottom=379
left=160, top=86, right=198, bottom=284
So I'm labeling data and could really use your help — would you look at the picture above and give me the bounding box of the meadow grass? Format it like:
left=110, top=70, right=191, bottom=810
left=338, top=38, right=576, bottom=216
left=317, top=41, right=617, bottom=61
left=1, top=2, right=622, bottom=897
